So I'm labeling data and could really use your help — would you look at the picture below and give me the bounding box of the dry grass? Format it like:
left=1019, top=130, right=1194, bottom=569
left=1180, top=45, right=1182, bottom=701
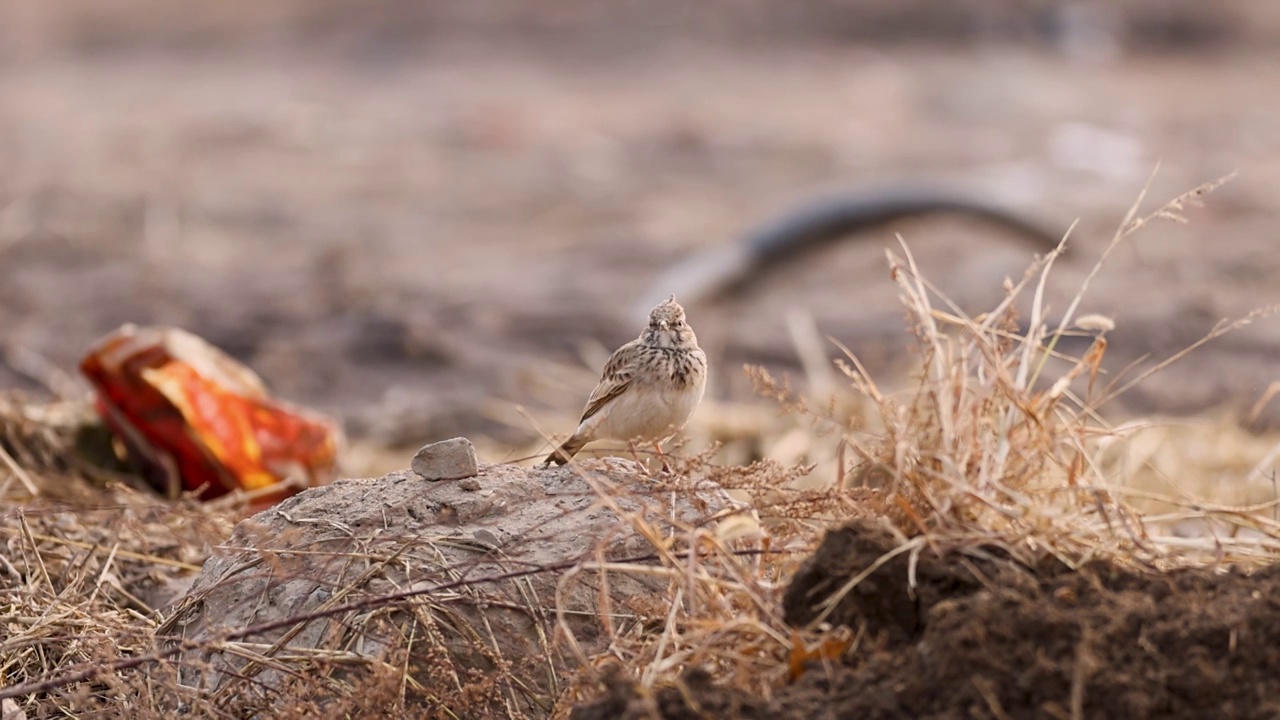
left=552, top=174, right=1280, bottom=713
left=1, top=403, right=233, bottom=716
left=4, top=176, right=1280, bottom=718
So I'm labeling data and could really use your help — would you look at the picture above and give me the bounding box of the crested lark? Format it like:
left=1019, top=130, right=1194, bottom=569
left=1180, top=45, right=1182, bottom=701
left=541, top=295, right=707, bottom=470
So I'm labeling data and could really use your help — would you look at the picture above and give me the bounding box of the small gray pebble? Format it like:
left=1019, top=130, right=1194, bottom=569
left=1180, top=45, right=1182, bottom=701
left=472, top=528, right=501, bottom=549
left=412, top=437, right=478, bottom=481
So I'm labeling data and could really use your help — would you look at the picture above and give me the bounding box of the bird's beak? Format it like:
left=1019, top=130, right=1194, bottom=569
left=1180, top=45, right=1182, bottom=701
left=659, top=320, right=670, bottom=330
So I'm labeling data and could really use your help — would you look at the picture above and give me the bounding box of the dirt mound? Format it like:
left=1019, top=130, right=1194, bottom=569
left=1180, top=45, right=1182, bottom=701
left=574, top=520, right=1280, bottom=720
left=159, top=452, right=739, bottom=718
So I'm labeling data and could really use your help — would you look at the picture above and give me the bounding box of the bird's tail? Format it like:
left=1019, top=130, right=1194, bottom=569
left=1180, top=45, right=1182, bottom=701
left=541, top=434, right=589, bottom=467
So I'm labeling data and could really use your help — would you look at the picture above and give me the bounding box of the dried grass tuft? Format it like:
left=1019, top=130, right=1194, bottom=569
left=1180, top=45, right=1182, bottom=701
left=1, top=399, right=233, bottom=717
left=555, top=175, right=1280, bottom=714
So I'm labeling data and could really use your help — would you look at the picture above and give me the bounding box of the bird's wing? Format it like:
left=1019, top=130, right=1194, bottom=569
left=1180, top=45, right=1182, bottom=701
left=579, top=340, right=641, bottom=423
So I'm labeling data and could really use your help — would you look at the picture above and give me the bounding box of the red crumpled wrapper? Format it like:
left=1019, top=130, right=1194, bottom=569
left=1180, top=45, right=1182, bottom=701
left=79, top=324, right=343, bottom=505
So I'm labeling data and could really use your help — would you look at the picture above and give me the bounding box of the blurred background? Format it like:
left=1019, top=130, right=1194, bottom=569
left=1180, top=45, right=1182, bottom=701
left=1, top=0, right=1278, bottom=471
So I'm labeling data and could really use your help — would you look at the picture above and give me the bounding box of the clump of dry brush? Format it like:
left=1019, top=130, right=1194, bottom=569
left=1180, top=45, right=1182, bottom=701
left=0, top=391, right=243, bottom=717
left=556, top=174, right=1280, bottom=713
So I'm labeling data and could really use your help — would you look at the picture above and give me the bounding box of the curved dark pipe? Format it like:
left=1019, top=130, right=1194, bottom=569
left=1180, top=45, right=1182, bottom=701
left=633, top=184, right=1064, bottom=321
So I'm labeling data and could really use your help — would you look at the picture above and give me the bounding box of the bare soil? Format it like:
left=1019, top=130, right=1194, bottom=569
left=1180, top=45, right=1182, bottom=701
left=1, top=1, right=1279, bottom=451
left=574, top=519, right=1280, bottom=720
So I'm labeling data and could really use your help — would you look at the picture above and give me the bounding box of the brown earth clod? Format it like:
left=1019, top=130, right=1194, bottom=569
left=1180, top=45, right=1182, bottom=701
left=577, top=519, right=1280, bottom=720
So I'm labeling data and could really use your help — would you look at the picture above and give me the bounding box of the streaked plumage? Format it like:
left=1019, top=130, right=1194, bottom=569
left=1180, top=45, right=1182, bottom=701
left=541, top=296, right=707, bottom=468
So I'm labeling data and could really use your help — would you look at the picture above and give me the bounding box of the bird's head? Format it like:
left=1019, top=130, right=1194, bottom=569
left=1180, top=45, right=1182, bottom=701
left=642, top=295, right=696, bottom=347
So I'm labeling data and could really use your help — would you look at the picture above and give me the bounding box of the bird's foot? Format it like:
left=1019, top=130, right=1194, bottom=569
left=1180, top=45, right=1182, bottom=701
left=653, top=442, right=673, bottom=476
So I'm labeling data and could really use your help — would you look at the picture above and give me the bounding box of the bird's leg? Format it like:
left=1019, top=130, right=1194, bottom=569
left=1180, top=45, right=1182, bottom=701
left=653, top=441, right=672, bottom=474
left=626, top=441, right=647, bottom=470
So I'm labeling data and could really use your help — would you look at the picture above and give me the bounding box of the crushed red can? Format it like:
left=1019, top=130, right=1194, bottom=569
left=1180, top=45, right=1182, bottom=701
left=79, top=324, right=343, bottom=505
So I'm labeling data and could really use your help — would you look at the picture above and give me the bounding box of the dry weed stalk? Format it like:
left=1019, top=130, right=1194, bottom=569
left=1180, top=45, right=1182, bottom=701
left=837, top=174, right=1280, bottom=573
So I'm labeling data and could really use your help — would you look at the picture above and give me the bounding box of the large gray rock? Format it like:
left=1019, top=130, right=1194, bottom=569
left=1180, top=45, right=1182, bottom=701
left=159, top=457, right=739, bottom=718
